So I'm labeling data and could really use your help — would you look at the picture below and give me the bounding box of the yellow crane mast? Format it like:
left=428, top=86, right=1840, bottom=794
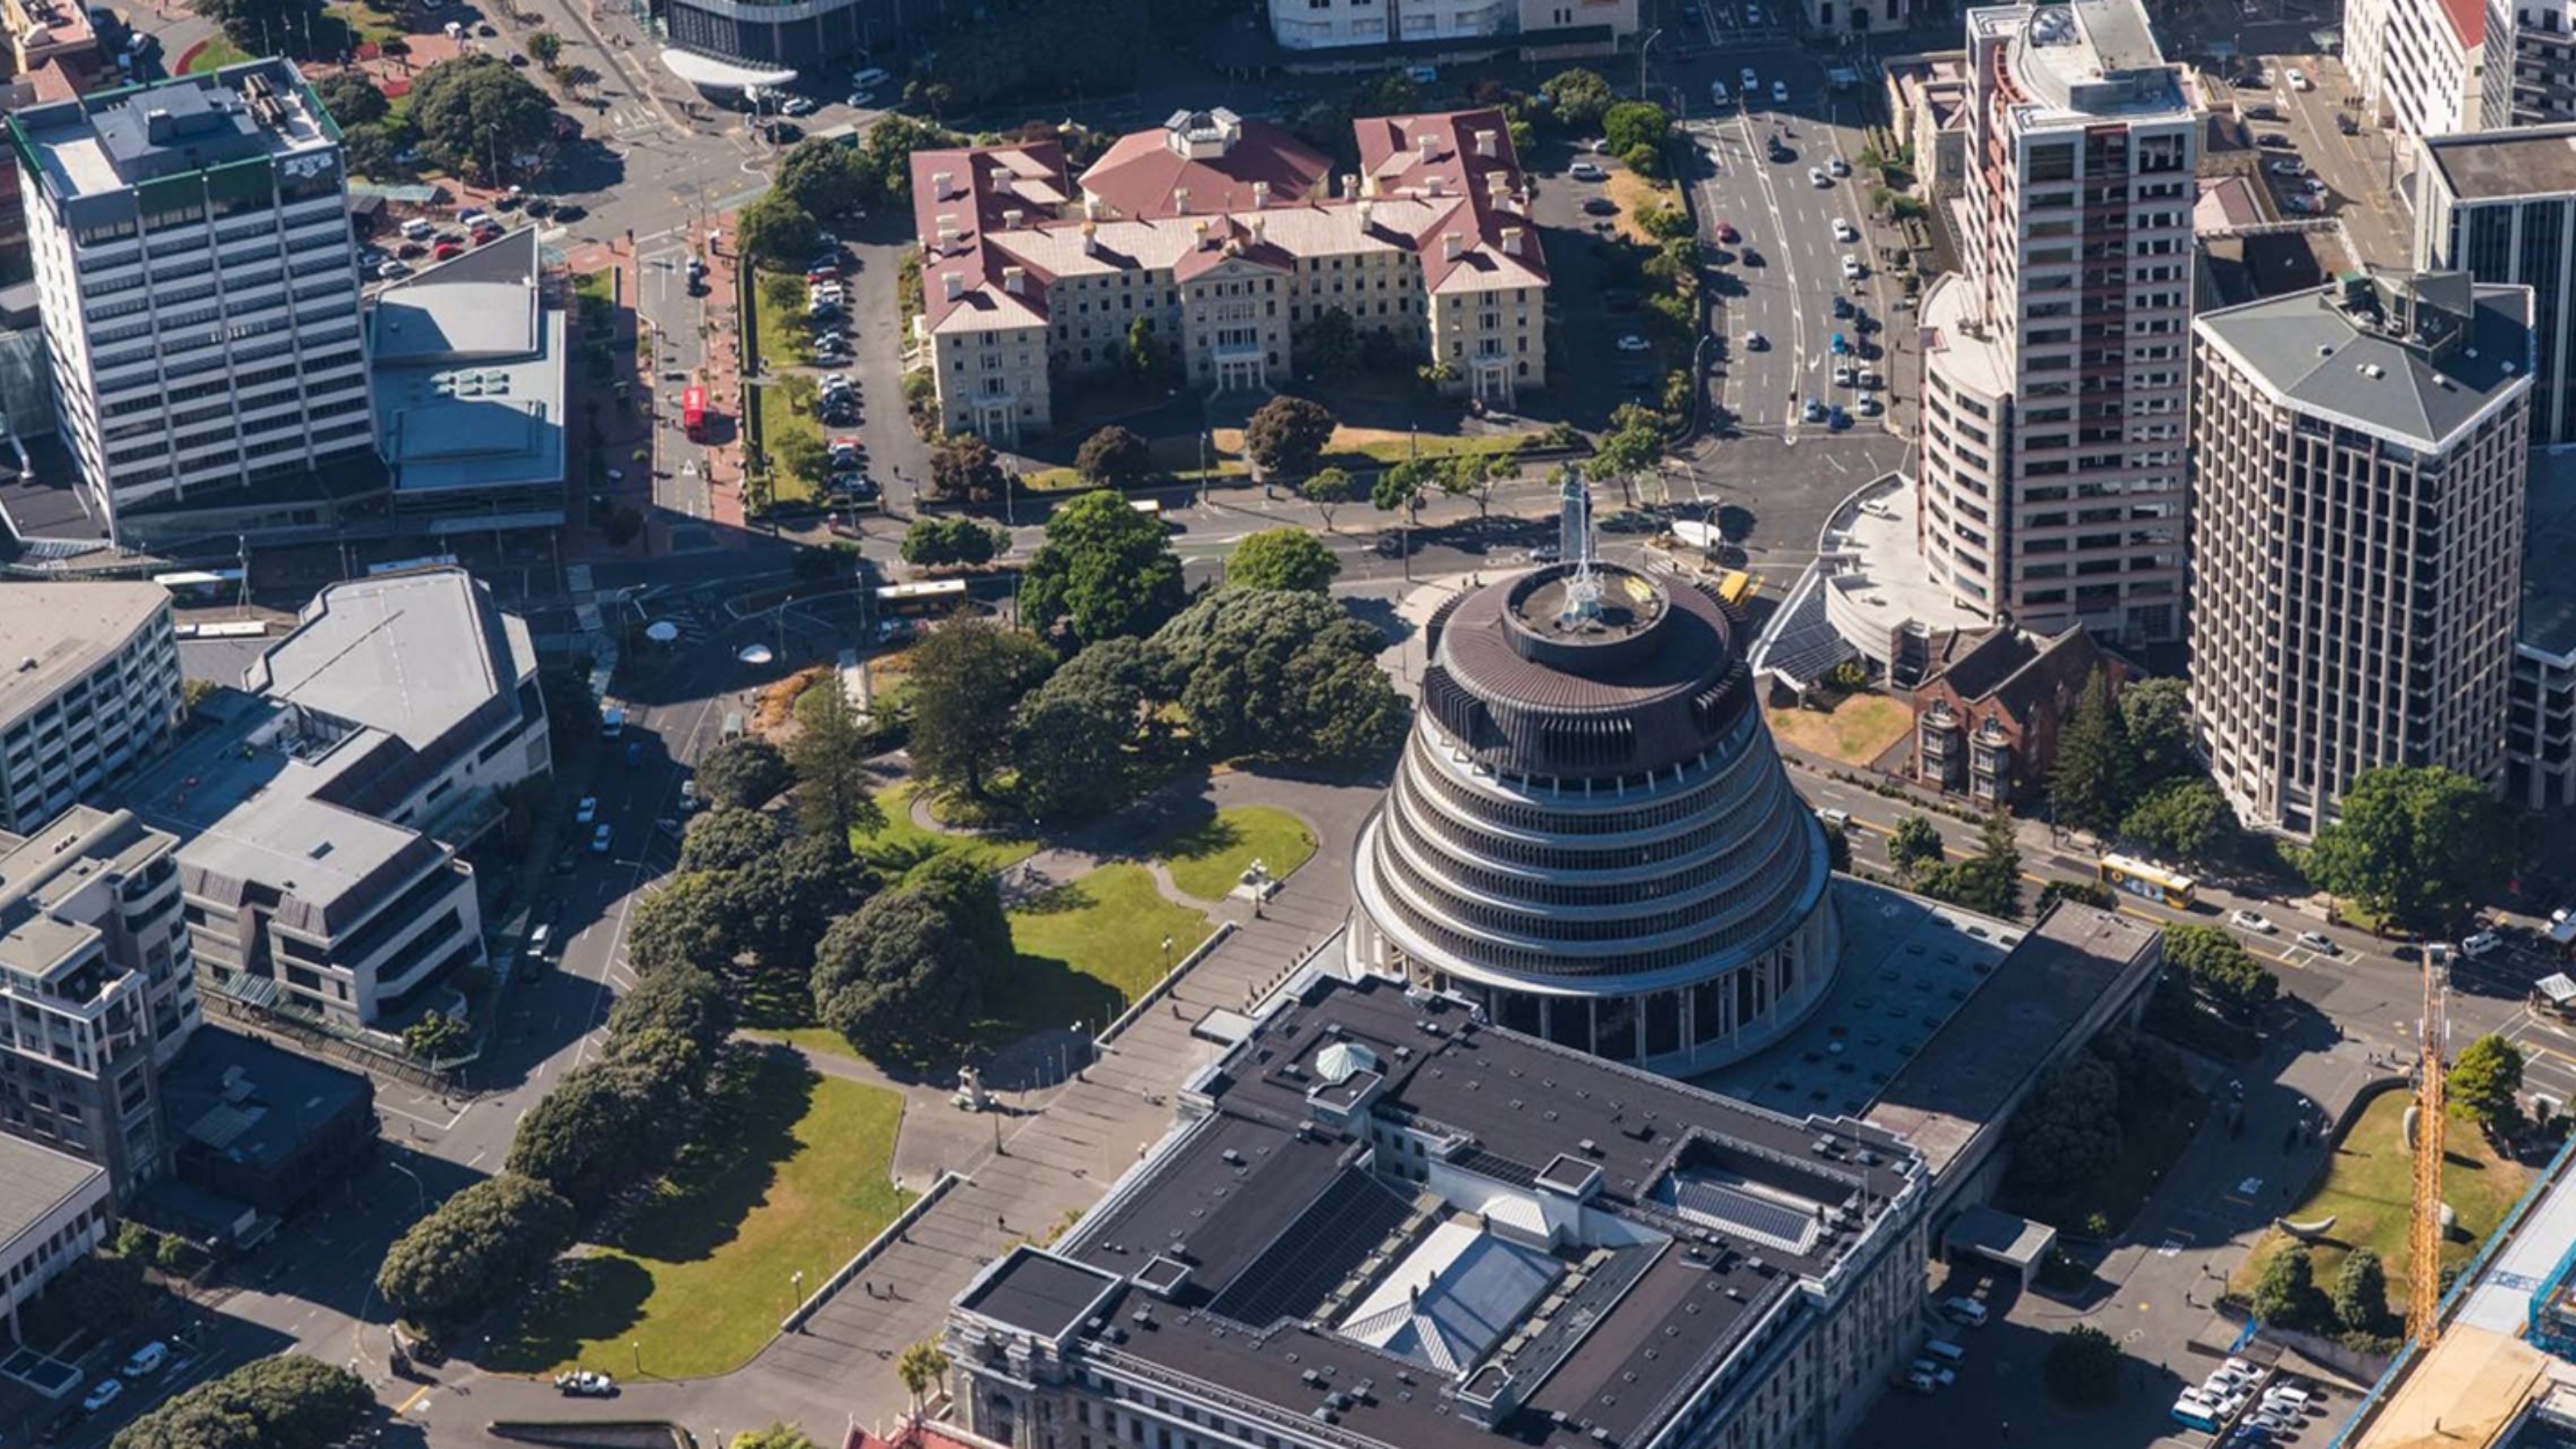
left=2409, top=948, right=2450, bottom=1348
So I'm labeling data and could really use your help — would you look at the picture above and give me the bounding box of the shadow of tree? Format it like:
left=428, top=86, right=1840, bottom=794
left=976, top=952, right=1126, bottom=1046
left=612, top=1047, right=817, bottom=1266
left=1011, top=882, right=1097, bottom=917
left=485, top=1254, right=657, bottom=1373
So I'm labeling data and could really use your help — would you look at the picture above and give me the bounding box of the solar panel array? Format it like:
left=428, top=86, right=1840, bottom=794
left=1209, top=1169, right=1411, bottom=1328
left=1663, top=1175, right=1819, bottom=1256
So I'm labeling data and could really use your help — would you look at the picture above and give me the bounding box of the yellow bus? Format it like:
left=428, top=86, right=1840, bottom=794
left=2099, top=853, right=2196, bottom=909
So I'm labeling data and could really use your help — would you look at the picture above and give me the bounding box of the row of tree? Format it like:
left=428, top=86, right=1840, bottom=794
left=2047, top=675, right=2238, bottom=865
left=1881, top=811, right=2024, bottom=919
left=2161, top=924, right=2281, bottom=1024
left=316, top=57, right=558, bottom=184
left=373, top=966, right=737, bottom=1334
left=2004, top=1032, right=2192, bottom=1206
left=740, top=118, right=964, bottom=265
left=2252, top=1244, right=2396, bottom=1343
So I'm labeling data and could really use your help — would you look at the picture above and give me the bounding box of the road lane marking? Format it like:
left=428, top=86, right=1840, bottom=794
left=397, top=1385, right=434, bottom=1416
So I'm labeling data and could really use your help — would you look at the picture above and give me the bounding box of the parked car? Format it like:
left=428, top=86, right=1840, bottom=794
left=1570, top=159, right=1607, bottom=181
left=2285, top=65, right=2311, bottom=89
left=2464, top=928, right=2504, bottom=956
left=852, top=66, right=890, bottom=89
left=1582, top=196, right=1619, bottom=216
left=780, top=95, right=818, bottom=116
left=1771, top=79, right=1790, bottom=103
left=2256, top=132, right=2297, bottom=151
left=1832, top=217, right=1857, bottom=242
left=1802, top=398, right=1826, bottom=423
left=1828, top=155, right=1850, bottom=177
left=432, top=241, right=462, bottom=260
left=122, top=1341, right=168, bottom=1379
left=2296, top=931, right=2339, bottom=955
left=1740, top=65, right=1759, bottom=90
left=591, top=824, right=613, bottom=855
left=81, top=1379, right=122, bottom=1414
left=1616, top=335, right=1651, bottom=352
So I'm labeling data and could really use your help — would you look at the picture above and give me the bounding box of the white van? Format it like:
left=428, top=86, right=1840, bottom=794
left=1924, top=1339, right=1965, bottom=1365
left=1941, top=1296, right=1988, bottom=1326
left=1710, top=80, right=1730, bottom=105
left=1820, top=808, right=1851, bottom=830
left=2264, top=1386, right=2314, bottom=1412
left=122, top=1341, right=168, bottom=1378
left=401, top=217, right=435, bottom=241
left=525, top=923, right=552, bottom=962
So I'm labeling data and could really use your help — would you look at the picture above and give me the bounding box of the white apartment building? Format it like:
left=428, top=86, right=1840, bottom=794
left=130, top=568, right=548, bottom=1027
left=912, top=108, right=1548, bottom=446
left=0, top=582, right=180, bottom=836
left=0, top=806, right=204, bottom=1198
left=1913, top=0, right=2198, bottom=648
left=11, top=59, right=373, bottom=547
left=1266, top=0, right=1636, bottom=51
left=0, top=1134, right=110, bottom=1341
left=2349, top=0, right=2487, bottom=172
left=2481, top=0, right=2576, bottom=122
left=2189, top=271, right=2532, bottom=836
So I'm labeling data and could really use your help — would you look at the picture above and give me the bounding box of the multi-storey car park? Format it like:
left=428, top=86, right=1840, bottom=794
left=1348, top=504, right=1836, bottom=1078
left=10, top=59, right=372, bottom=547
left=2187, top=270, right=2532, bottom=836
left=1913, top=0, right=2198, bottom=649
left=948, top=976, right=1933, bottom=1449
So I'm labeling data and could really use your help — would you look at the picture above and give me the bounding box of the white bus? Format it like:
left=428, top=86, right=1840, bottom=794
left=874, top=580, right=969, bottom=617
left=151, top=568, right=242, bottom=601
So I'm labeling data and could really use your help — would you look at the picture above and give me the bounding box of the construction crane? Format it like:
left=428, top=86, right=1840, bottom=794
left=2409, top=947, right=2453, bottom=1348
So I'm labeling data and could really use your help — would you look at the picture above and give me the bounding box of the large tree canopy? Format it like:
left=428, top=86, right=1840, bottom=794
left=2049, top=670, right=2132, bottom=838
left=907, top=617, right=1057, bottom=801
left=375, top=1174, right=574, bottom=1332
left=112, top=1354, right=370, bottom=1449
left=1228, top=528, right=1340, bottom=593
left=811, top=881, right=986, bottom=1057
left=2004, top=1049, right=2122, bottom=1195
left=696, top=735, right=793, bottom=811
left=1013, top=638, right=1155, bottom=822
left=407, top=56, right=555, bottom=184
left=1241, top=395, right=1337, bottom=478
left=1020, top=489, right=1187, bottom=647
left=1150, top=589, right=1403, bottom=766
left=2309, top=766, right=2514, bottom=931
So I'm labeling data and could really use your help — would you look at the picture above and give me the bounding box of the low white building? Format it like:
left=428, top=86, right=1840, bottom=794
left=0, top=582, right=180, bottom=835
left=1265, top=0, right=1635, bottom=51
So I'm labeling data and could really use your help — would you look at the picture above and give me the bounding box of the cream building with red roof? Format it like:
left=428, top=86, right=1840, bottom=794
left=910, top=106, right=1548, bottom=446
left=2349, top=0, right=2491, bottom=174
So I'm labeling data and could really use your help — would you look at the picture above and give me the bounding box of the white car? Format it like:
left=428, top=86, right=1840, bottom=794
left=780, top=95, right=818, bottom=116
left=1744, top=330, right=1769, bottom=350
left=2297, top=931, right=2339, bottom=955
left=1832, top=217, right=1857, bottom=242
left=2304, top=176, right=2330, bottom=193
left=1856, top=394, right=1883, bottom=416
left=575, top=795, right=599, bottom=824
left=591, top=823, right=614, bottom=855
left=2231, top=909, right=2277, bottom=933
left=1710, top=80, right=1731, bottom=105
left=846, top=90, right=878, bottom=109
left=82, top=1378, right=122, bottom=1414
left=852, top=66, right=890, bottom=89
left=2285, top=65, right=2311, bottom=89
left=1570, top=159, right=1607, bottom=181
left=1833, top=361, right=1856, bottom=388
left=2268, top=158, right=2309, bottom=176
left=1741, top=65, right=1760, bottom=90
left=1616, top=335, right=1651, bottom=352
left=1841, top=254, right=1864, bottom=279
left=2464, top=928, right=2504, bottom=956
left=1809, top=167, right=1830, bottom=187
left=1772, top=79, right=1790, bottom=104
left=1829, top=155, right=1851, bottom=177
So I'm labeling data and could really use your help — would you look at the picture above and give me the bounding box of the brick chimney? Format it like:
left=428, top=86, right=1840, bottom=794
left=1003, top=266, right=1026, bottom=295
left=1341, top=173, right=1359, bottom=200
left=1004, top=208, right=1025, bottom=229
left=1174, top=187, right=1191, bottom=213
left=1426, top=175, right=1444, bottom=197
left=942, top=271, right=964, bottom=300
left=1253, top=180, right=1270, bottom=208
left=932, top=170, right=954, bottom=198
left=1081, top=220, right=1100, bottom=255
left=1357, top=200, right=1375, bottom=232
left=1417, top=132, right=1439, bottom=162
left=1442, top=233, right=1463, bottom=261
left=1475, top=129, right=1497, bottom=158
left=1502, top=227, right=1523, bottom=256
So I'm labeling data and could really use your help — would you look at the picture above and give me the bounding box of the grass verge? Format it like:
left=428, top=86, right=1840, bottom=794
left=494, top=1051, right=909, bottom=1379
left=1154, top=806, right=1317, bottom=902
left=989, top=865, right=1212, bottom=1038
left=752, top=382, right=819, bottom=504
left=850, top=782, right=1039, bottom=874
left=178, top=35, right=252, bottom=72
left=1763, top=694, right=1913, bottom=767
left=2227, top=1088, right=2528, bottom=1319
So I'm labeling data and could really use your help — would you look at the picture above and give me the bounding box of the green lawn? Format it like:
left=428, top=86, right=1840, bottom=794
left=749, top=270, right=811, bottom=378
left=1154, top=806, right=1317, bottom=902
left=178, top=35, right=252, bottom=72
left=2229, top=1088, right=2528, bottom=1318
left=494, top=1053, right=910, bottom=1379
left=989, top=865, right=1212, bottom=1038
left=850, top=782, right=1039, bottom=873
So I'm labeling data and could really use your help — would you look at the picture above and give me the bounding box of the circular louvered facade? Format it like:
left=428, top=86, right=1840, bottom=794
left=1350, top=564, right=1838, bottom=1075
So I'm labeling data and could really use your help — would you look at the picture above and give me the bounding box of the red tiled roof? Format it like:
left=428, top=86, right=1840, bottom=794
left=1354, top=109, right=1550, bottom=291
left=1079, top=113, right=1331, bottom=219
left=847, top=1418, right=1015, bottom=1449
left=909, top=142, right=1075, bottom=333
left=2438, top=0, right=2483, bottom=48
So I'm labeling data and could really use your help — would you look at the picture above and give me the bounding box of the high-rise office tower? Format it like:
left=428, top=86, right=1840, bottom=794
left=13, top=59, right=372, bottom=545
left=2188, top=270, right=2533, bottom=836
left=1912, top=0, right=2198, bottom=647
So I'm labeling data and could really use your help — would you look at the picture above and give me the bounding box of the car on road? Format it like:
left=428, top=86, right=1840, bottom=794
left=1743, top=330, right=1769, bottom=349
left=1856, top=394, right=1882, bottom=416
left=1830, top=331, right=1849, bottom=355
left=82, top=1378, right=122, bottom=1414
left=1570, top=159, right=1607, bottom=181
left=1713, top=220, right=1739, bottom=242
left=1772, top=79, right=1790, bottom=104
left=1616, top=335, right=1650, bottom=352
left=2267, top=158, right=2308, bottom=175
left=122, top=1341, right=168, bottom=1379
left=1808, top=166, right=1830, bottom=187
left=2296, top=931, right=2339, bottom=955
left=2256, top=132, right=2297, bottom=150
left=1530, top=543, right=1562, bottom=563
left=2464, top=928, right=2504, bottom=956
left=575, top=796, right=599, bottom=824
left=1841, top=254, right=1864, bottom=279
left=1828, top=155, right=1850, bottom=177
left=377, top=259, right=410, bottom=279
left=2231, top=909, right=2277, bottom=933
left=1831, top=217, right=1857, bottom=243
left=2244, top=101, right=2281, bottom=120
left=591, top=824, right=613, bottom=855
left=2285, top=65, right=2311, bottom=89
left=1802, top=398, right=1826, bottom=422
left=555, top=202, right=587, bottom=221
left=556, top=1369, right=617, bottom=1397
left=1741, top=65, right=1759, bottom=90
left=1740, top=245, right=1761, bottom=266
left=1583, top=196, right=1619, bottom=216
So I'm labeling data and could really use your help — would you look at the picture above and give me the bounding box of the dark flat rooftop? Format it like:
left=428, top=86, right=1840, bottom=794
left=960, top=1248, right=1123, bottom=1341
left=2426, top=124, right=2576, bottom=203
left=2523, top=448, right=2576, bottom=659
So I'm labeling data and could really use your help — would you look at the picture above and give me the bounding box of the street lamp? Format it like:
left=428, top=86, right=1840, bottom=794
left=632, top=1340, right=642, bottom=1377
left=388, top=1158, right=427, bottom=1217
left=1638, top=27, right=1663, bottom=101
left=791, top=1269, right=805, bottom=1318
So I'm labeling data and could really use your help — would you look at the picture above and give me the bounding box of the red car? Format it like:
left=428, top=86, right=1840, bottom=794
left=432, top=241, right=463, bottom=260
left=1715, top=220, right=1740, bottom=243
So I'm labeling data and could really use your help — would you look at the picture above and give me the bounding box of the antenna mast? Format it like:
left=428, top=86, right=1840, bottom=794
left=1556, top=469, right=1602, bottom=625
